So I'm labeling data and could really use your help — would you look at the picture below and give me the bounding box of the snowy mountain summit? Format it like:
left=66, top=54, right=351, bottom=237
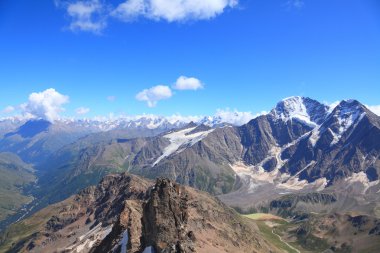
left=317, top=99, right=368, bottom=145
left=270, top=96, right=330, bottom=126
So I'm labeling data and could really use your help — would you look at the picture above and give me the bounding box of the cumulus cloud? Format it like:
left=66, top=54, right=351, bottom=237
left=2, top=106, right=15, bottom=114
left=76, top=107, right=90, bottom=115
left=56, top=0, right=238, bottom=33
left=173, top=76, right=203, bottom=90
left=214, top=108, right=264, bottom=125
left=112, top=0, right=238, bottom=22
left=136, top=76, right=204, bottom=107
left=20, top=88, right=69, bottom=122
left=366, top=105, right=380, bottom=116
left=136, top=85, right=173, bottom=107
left=57, top=0, right=107, bottom=33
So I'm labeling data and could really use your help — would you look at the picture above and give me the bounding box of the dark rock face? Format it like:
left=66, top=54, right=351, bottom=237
left=142, top=178, right=194, bottom=252
left=270, top=193, right=337, bottom=208
left=185, top=124, right=211, bottom=135
left=280, top=100, right=380, bottom=184
left=262, top=157, right=277, bottom=172
left=269, top=193, right=337, bottom=218
left=369, top=222, right=380, bottom=235
left=348, top=215, right=370, bottom=230
left=45, top=215, right=78, bottom=232
left=365, top=167, right=378, bottom=182
left=238, top=113, right=313, bottom=166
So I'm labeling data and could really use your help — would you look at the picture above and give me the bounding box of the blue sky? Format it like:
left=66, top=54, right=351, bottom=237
left=1, top=0, right=380, bottom=119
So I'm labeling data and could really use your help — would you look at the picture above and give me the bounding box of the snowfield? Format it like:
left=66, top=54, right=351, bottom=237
left=152, top=126, right=214, bottom=166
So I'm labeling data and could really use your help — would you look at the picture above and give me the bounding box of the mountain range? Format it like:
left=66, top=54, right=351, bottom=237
left=0, top=96, right=379, bottom=252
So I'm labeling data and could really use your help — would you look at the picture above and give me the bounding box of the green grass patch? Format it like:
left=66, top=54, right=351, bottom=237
left=256, top=221, right=299, bottom=253
left=244, top=213, right=284, bottom=221
left=0, top=153, right=35, bottom=222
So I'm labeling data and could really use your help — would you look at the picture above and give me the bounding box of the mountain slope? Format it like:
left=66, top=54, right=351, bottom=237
left=280, top=99, right=380, bottom=184
left=0, top=153, right=35, bottom=221
left=277, top=212, right=380, bottom=253
left=220, top=99, right=380, bottom=214
left=0, top=173, right=281, bottom=253
left=0, top=119, right=96, bottom=164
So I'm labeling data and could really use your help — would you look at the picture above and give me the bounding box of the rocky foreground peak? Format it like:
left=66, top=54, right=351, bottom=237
left=0, top=173, right=280, bottom=253
left=142, top=178, right=192, bottom=252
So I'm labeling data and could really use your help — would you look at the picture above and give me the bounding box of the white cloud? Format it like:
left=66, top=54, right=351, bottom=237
left=112, top=0, right=238, bottom=22
left=173, top=76, right=203, bottom=90
left=2, top=106, right=15, bottom=114
left=214, top=108, right=264, bottom=125
left=366, top=105, right=380, bottom=116
left=135, top=76, right=203, bottom=107
left=58, top=0, right=107, bottom=33
left=56, top=0, right=237, bottom=33
left=20, top=88, right=69, bottom=122
left=76, top=107, right=90, bottom=115
left=111, top=0, right=146, bottom=21
left=136, top=85, right=172, bottom=107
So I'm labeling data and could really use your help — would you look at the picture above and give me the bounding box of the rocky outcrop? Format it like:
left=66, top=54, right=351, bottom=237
left=0, top=173, right=280, bottom=253
left=141, top=178, right=193, bottom=252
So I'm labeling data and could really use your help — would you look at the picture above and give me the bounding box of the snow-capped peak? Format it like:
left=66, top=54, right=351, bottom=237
left=271, top=96, right=329, bottom=126
left=330, top=100, right=366, bottom=138
left=310, top=99, right=367, bottom=146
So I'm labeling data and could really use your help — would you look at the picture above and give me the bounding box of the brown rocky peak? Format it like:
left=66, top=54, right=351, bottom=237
left=1, top=174, right=280, bottom=253
left=142, top=178, right=194, bottom=252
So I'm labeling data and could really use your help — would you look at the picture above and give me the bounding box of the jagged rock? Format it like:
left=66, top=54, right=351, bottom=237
left=142, top=178, right=192, bottom=252
left=1, top=173, right=281, bottom=253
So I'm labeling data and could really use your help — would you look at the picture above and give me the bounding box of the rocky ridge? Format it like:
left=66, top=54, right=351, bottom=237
left=0, top=173, right=280, bottom=253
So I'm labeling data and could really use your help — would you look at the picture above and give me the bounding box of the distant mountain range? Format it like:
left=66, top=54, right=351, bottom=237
left=0, top=113, right=244, bottom=134
left=0, top=114, right=243, bottom=164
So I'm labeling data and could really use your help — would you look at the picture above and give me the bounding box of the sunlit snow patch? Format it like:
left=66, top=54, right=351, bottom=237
left=65, top=223, right=113, bottom=253
left=152, top=126, right=214, bottom=166
left=272, top=96, right=318, bottom=127
left=278, top=177, right=327, bottom=191
left=231, top=160, right=327, bottom=194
